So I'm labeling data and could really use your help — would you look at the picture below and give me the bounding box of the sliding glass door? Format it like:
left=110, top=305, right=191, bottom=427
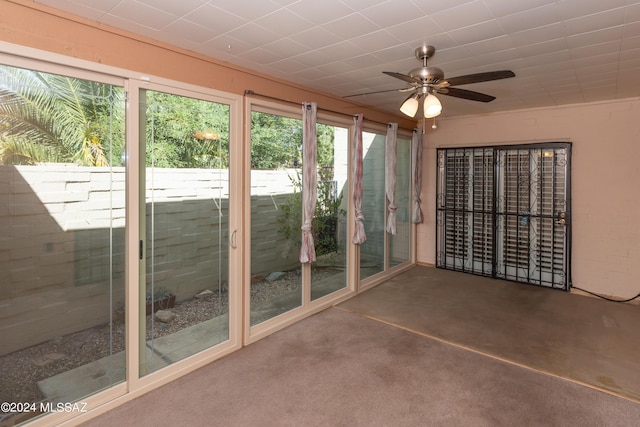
left=0, top=63, right=125, bottom=425
left=140, top=87, right=232, bottom=375
left=248, top=104, right=351, bottom=334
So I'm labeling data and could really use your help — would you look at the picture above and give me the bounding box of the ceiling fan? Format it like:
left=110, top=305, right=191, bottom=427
left=346, top=45, right=515, bottom=118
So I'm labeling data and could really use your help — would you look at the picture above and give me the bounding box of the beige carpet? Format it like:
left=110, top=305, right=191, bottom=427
left=84, top=307, right=640, bottom=426
left=339, top=266, right=640, bottom=403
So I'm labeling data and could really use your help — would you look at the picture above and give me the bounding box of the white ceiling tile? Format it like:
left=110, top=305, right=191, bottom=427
left=385, top=16, right=445, bottom=42
left=211, top=0, right=283, bottom=21
left=570, top=43, right=621, bottom=61
left=359, top=0, right=424, bottom=28
left=261, top=38, right=310, bottom=59
left=254, top=8, right=315, bottom=37
left=566, top=26, right=624, bottom=49
left=286, top=0, right=355, bottom=25
left=183, top=4, right=247, bottom=33
left=447, top=19, right=505, bottom=45
left=621, top=34, right=640, bottom=50
left=161, top=19, right=216, bottom=44
left=290, top=50, right=335, bottom=67
left=623, top=22, right=640, bottom=38
left=226, top=23, right=282, bottom=46
left=430, top=1, right=494, bottom=31
left=322, top=13, right=381, bottom=39
left=626, top=3, right=640, bottom=23
left=410, top=0, right=481, bottom=15
left=235, top=47, right=286, bottom=66
left=317, top=41, right=367, bottom=61
left=35, top=0, right=113, bottom=19
left=294, top=27, right=343, bottom=50
left=340, top=0, right=388, bottom=11
left=582, top=86, right=618, bottom=101
left=270, top=0, right=301, bottom=6
left=106, top=1, right=177, bottom=30
left=99, top=13, right=157, bottom=37
left=516, top=38, right=570, bottom=58
left=289, top=67, right=332, bottom=82
left=556, top=0, right=628, bottom=20
left=342, top=53, right=390, bottom=69
left=263, top=58, right=310, bottom=74
left=136, top=0, right=206, bottom=17
left=483, top=0, right=557, bottom=18
left=563, top=9, right=626, bottom=36
left=371, top=45, right=422, bottom=64
left=620, top=47, right=640, bottom=62
left=349, top=30, right=402, bottom=52
left=71, top=0, right=121, bottom=11
left=201, top=35, right=255, bottom=56
left=472, top=48, right=521, bottom=67
left=314, top=61, right=360, bottom=77
left=497, top=3, right=562, bottom=33
left=463, top=36, right=515, bottom=55
left=507, top=23, right=566, bottom=46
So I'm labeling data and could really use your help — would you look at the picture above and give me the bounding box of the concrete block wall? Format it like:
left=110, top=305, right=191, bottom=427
left=0, top=166, right=300, bottom=355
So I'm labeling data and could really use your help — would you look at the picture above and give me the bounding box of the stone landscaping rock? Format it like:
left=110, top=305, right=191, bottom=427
left=265, top=271, right=285, bottom=282
left=33, top=352, right=66, bottom=367
left=155, top=310, right=176, bottom=323
left=195, top=289, right=214, bottom=299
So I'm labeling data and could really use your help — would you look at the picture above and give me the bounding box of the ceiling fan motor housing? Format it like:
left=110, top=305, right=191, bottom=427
left=408, top=66, right=444, bottom=84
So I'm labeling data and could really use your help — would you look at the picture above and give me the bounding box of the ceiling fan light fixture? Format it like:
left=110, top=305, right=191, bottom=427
left=400, top=93, right=420, bottom=117
left=423, top=93, right=442, bottom=118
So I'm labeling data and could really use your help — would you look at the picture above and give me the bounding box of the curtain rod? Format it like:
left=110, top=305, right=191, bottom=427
left=244, top=90, right=413, bottom=131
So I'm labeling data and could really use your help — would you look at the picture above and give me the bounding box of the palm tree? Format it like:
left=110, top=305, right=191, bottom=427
left=0, top=65, right=124, bottom=165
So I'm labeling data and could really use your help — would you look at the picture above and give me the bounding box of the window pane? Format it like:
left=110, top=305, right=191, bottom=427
left=141, top=89, right=230, bottom=376
left=0, top=64, right=125, bottom=424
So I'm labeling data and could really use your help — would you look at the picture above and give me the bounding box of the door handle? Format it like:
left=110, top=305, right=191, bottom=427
left=555, top=211, right=567, bottom=225
left=230, top=229, right=237, bottom=249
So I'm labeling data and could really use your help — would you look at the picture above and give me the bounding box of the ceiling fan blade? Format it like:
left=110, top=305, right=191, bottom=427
left=343, top=87, right=414, bottom=98
left=382, top=71, right=422, bottom=85
left=437, top=87, right=496, bottom=103
left=442, top=70, right=515, bottom=87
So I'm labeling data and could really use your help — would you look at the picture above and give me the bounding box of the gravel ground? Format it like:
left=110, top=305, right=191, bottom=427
left=0, top=269, right=315, bottom=416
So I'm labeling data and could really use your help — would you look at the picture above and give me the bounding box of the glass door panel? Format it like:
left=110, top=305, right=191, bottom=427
left=249, top=111, right=302, bottom=326
left=141, top=89, right=230, bottom=376
left=0, top=64, right=125, bottom=424
left=311, top=125, right=349, bottom=300
left=389, top=137, right=411, bottom=268
left=360, top=131, right=386, bottom=279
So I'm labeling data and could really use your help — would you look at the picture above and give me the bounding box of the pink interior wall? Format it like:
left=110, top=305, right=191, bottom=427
left=417, top=99, right=640, bottom=300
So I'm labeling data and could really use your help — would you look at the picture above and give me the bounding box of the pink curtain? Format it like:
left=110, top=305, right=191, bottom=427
left=385, top=123, right=398, bottom=234
left=411, top=129, right=423, bottom=223
left=299, top=102, right=317, bottom=263
left=352, top=114, right=366, bottom=244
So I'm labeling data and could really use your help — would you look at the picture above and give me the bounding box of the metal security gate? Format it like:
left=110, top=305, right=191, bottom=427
left=436, top=143, right=571, bottom=290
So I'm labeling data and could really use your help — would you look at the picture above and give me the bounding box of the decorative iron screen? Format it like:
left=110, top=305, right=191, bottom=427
left=436, top=143, right=571, bottom=290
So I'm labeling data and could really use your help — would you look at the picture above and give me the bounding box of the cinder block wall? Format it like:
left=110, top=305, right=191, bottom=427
left=0, top=166, right=302, bottom=355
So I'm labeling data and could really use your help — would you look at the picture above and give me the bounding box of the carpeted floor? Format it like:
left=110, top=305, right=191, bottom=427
left=84, top=303, right=640, bottom=426
left=339, top=266, right=640, bottom=403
